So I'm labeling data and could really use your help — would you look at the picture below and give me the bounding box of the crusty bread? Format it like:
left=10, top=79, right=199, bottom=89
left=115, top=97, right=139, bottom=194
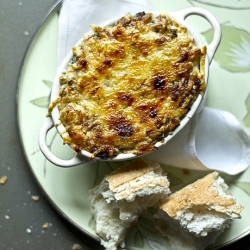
left=154, top=171, right=244, bottom=250
left=89, top=158, right=171, bottom=250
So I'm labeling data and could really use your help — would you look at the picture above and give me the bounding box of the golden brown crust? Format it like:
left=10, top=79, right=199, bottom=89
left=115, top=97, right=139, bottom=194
left=106, top=158, right=157, bottom=190
left=54, top=12, right=206, bottom=158
left=105, top=158, right=170, bottom=200
left=158, top=171, right=243, bottom=218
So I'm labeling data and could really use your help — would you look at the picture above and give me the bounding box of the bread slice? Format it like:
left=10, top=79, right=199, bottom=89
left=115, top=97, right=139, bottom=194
left=154, top=171, right=244, bottom=250
left=89, top=158, right=171, bottom=250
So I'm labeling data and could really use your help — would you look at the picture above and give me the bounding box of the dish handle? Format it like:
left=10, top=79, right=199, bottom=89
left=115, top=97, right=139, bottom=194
left=38, top=116, right=94, bottom=167
left=172, top=7, right=221, bottom=64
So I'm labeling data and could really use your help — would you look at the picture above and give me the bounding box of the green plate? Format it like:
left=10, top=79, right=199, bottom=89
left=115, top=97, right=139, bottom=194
left=17, top=0, right=250, bottom=249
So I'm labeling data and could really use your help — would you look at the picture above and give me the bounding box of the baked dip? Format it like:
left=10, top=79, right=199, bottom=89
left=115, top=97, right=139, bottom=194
left=49, top=11, right=206, bottom=159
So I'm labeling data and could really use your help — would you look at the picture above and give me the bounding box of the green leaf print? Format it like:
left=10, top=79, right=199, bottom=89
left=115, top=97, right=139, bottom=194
left=30, top=96, right=49, bottom=107
left=133, top=229, right=144, bottom=248
left=203, top=25, right=250, bottom=72
left=167, top=172, right=183, bottom=186
left=146, top=238, right=165, bottom=250
left=235, top=181, right=250, bottom=196
left=243, top=93, right=250, bottom=127
left=30, top=79, right=52, bottom=108
left=88, top=216, right=96, bottom=229
left=139, top=216, right=158, bottom=234
left=42, top=79, right=52, bottom=88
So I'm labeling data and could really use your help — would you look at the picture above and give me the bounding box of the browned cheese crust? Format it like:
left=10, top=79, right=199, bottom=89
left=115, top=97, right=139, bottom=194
left=54, top=11, right=206, bottom=159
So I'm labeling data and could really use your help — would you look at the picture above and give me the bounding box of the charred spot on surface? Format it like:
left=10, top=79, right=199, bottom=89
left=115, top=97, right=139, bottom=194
left=78, top=58, right=88, bottom=68
left=66, top=128, right=85, bottom=150
left=136, top=142, right=155, bottom=154
left=155, top=36, right=167, bottom=45
left=91, top=26, right=110, bottom=39
left=96, top=59, right=112, bottom=72
left=108, top=115, right=134, bottom=137
left=95, top=131, right=103, bottom=140
left=152, top=24, right=167, bottom=33
left=115, top=123, right=134, bottom=137
left=193, top=77, right=201, bottom=90
left=172, top=90, right=179, bottom=102
left=170, top=29, right=177, bottom=37
left=67, top=128, right=78, bottom=138
left=118, top=93, right=134, bottom=105
left=178, top=50, right=189, bottom=62
left=91, top=86, right=100, bottom=95
left=112, top=26, right=125, bottom=39
left=179, top=93, right=193, bottom=109
left=136, top=103, right=148, bottom=111
left=146, top=129, right=154, bottom=136
left=68, top=79, right=76, bottom=86
left=103, top=58, right=112, bottom=66
left=155, top=116, right=165, bottom=129
left=106, top=100, right=118, bottom=110
left=104, top=30, right=111, bottom=37
left=177, top=68, right=191, bottom=78
left=94, top=146, right=119, bottom=159
left=93, top=31, right=101, bottom=39
left=156, top=132, right=165, bottom=141
left=95, top=150, right=110, bottom=159
left=107, top=45, right=125, bottom=58
left=63, top=106, right=81, bottom=124
left=134, top=12, right=146, bottom=20
left=59, top=86, right=68, bottom=96
left=149, top=109, right=157, bottom=118
left=117, top=16, right=132, bottom=27
left=170, top=117, right=179, bottom=126
left=153, top=27, right=160, bottom=33
left=140, top=113, right=148, bottom=123
left=152, top=75, right=166, bottom=90
left=138, top=12, right=153, bottom=24
left=74, top=145, right=82, bottom=154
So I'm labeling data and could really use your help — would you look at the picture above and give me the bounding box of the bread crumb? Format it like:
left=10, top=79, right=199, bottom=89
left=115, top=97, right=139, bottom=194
left=72, top=244, right=82, bottom=250
left=42, top=222, right=49, bottom=229
left=31, top=195, right=40, bottom=201
left=0, top=175, right=8, bottom=185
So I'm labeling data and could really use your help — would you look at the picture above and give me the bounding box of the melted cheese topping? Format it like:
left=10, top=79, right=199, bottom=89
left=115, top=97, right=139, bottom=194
left=52, top=12, right=206, bottom=159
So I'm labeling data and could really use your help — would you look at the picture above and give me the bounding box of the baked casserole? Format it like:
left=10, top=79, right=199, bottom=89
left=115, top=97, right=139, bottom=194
left=49, top=11, right=206, bottom=159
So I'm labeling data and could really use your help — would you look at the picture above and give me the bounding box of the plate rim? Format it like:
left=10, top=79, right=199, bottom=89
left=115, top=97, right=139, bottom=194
left=16, top=1, right=250, bottom=249
left=15, top=0, right=101, bottom=244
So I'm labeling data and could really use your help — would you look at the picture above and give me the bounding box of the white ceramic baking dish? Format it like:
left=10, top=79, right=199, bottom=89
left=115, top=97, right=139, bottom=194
left=39, top=7, right=221, bottom=167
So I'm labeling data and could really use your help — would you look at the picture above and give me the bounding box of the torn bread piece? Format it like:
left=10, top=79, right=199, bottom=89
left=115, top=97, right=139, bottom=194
left=89, top=158, right=171, bottom=250
left=154, top=171, right=244, bottom=250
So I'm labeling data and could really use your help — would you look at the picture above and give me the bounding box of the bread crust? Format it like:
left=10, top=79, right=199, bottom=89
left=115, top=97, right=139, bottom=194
left=105, top=159, right=170, bottom=200
left=158, top=171, right=243, bottom=218
left=106, top=158, right=158, bottom=189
